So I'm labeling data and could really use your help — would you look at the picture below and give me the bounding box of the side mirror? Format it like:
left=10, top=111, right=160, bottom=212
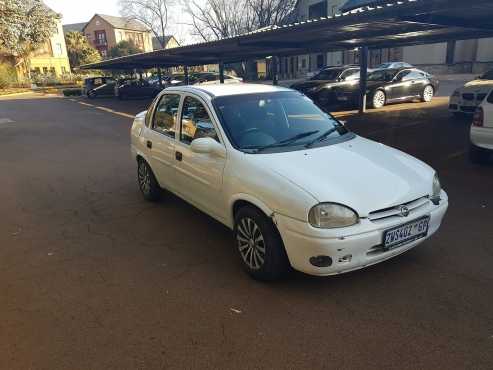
left=190, top=137, right=226, bottom=158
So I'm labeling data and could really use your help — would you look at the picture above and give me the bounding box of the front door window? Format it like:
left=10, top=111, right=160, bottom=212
left=180, top=96, right=219, bottom=144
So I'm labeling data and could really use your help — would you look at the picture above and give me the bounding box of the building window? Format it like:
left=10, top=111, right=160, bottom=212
left=55, top=43, right=63, bottom=56
left=309, top=1, right=327, bottom=19
left=95, top=30, right=107, bottom=45
left=100, top=49, right=108, bottom=58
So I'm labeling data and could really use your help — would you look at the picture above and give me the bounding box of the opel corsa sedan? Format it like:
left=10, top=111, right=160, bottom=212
left=130, top=84, right=448, bottom=281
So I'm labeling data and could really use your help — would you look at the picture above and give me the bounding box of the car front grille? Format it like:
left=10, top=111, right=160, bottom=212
left=368, top=196, right=430, bottom=222
left=460, top=106, right=477, bottom=113
left=462, top=93, right=475, bottom=101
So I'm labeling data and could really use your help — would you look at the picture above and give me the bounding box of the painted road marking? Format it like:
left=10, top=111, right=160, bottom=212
left=72, top=100, right=134, bottom=119
left=0, top=118, right=14, bottom=124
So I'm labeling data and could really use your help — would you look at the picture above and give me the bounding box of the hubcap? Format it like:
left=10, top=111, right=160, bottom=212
left=424, top=86, right=433, bottom=101
left=374, top=91, right=385, bottom=107
left=236, top=217, right=266, bottom=270
left=138, top=162, right=151, bottom=194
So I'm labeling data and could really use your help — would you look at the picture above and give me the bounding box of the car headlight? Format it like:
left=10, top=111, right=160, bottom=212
left=308, top=203, right=359, bottom=229
left=431, top=173, right=442, bottom=204
left=452, top=90, right=460, bottom=97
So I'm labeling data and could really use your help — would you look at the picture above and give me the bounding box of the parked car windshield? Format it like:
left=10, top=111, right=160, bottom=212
left=213, top=91, right=351, bottom=153
left=367, top=69, right=398, bottom=82
left=310, top=69, right=342, bottom=81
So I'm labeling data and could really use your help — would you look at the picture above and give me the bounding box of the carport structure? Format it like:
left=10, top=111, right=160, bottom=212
left=81, top=0, right=493, bottom=112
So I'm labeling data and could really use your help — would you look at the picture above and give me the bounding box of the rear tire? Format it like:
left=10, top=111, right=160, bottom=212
left=421, top=85, right=434, bottom=102
left=137, top=158, right=161, bottom=201
left=371, top=90, right=386, bottom=109
left=234, top=206, right=290, bottom=281
left=469, top=144, right=490, bottom=164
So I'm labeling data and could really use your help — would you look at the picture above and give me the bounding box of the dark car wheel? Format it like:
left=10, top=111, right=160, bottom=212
left=469, top=144, right=490, bottom=164
left=421, top=85, right=434, bottom=102
left=371, top=90, right=386, bottom=109
left=137, top=158, right=161, bottom=201
left=234, top=206, right=290, bottom=281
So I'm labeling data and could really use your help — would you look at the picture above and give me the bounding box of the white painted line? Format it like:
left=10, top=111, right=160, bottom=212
left=73, top=100, right=134, bottom=119
left=0, top=118, right=14, bottom=124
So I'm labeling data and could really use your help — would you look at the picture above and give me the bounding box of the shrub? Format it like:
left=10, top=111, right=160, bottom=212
left=0, top=63, right=18, bottom=89
left=62, top=88, right=82, bottom=96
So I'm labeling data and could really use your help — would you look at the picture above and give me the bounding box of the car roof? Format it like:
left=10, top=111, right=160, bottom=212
left=165, top=83, right=292, bottom=97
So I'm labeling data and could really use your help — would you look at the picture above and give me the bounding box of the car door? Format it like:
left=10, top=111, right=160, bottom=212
left=173, top=94, right=227, bottom=220
left=144, top=93, right=182, bottom=192
left=387, top=70, right=413, bottom=100
left=404, top=70, right=428, bottom=97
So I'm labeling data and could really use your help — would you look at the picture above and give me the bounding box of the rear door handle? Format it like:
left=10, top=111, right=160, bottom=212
left=147, top=140, right=152, bottom=149
left=175, top=151, right=183, bottom=161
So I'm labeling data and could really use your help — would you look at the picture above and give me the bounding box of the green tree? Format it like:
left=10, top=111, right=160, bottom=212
left=0, top=0, right=57, bottom=78
left=108, top=40, right=142, bottom=58
left=65, top=31, right=101, bottom=68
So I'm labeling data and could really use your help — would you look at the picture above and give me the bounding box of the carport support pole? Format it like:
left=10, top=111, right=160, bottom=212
left=359, top=46, right=369, bottom=114
left=272, top=56, right=279, bottom=86
left=157, top=66, right=163, bottom=87
left=219, top=61, right=225, bottom=84
left=184, top=66, right=189, bottom=85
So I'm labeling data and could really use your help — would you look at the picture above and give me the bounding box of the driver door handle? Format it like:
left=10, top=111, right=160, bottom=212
left=147, top=140, right=152, bottom=149
left=176, top=151, right=183, bottom=161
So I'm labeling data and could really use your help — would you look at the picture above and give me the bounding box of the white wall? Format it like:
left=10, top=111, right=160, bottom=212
left=403, top=43, right=447, bottom=65
left=476, top=38, right=493, bottom=62
left=454, top=40, right=477, bottom=63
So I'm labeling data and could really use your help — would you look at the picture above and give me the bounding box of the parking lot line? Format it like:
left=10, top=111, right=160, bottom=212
left=74, top=100, right=134, bottom=119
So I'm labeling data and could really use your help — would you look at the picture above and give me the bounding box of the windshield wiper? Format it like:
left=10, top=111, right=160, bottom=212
left=252, top=130, right=319, bottom=153
left=305, top=127, right=340, bottom=148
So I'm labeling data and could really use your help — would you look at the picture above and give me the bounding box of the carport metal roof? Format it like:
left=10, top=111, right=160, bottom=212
left=81, top=0, right=493, bottom=70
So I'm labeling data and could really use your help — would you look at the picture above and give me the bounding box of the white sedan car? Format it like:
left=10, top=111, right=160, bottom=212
left=470, top=89, right=493, bottom=163
left=130, top=84, right=448, bottom=280
left=449, top=70, right=493, bottom=115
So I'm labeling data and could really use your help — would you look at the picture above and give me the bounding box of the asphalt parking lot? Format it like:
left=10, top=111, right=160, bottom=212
left=1, top=92, right=492, bottom=369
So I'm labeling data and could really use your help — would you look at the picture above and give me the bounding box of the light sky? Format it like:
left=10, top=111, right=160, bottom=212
left=44, top=0, right=195, bottom=44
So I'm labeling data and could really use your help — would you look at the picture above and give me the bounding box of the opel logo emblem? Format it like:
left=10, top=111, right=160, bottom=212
left=399, top=206, right=410, bottom=217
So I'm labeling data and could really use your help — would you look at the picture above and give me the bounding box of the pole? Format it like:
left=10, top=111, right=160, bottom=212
left=219, top=61, right=225, bottom=84
left=359, top=46, right=369, bottom=114
left=272, top=56, right=279, bottom=86
left=184, top=65, right=189, bottom=85
left=157, top=66, right=162, bottom=87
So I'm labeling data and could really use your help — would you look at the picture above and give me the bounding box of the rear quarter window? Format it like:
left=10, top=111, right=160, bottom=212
left=487, top=90, right=493, bottom=104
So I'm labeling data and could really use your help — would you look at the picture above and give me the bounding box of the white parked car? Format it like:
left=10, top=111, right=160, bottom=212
left=470, top=89, right=493, bottom=163
left=130, top=84, right=448, bottom=280
left=449, top=70, right=493, bottom=115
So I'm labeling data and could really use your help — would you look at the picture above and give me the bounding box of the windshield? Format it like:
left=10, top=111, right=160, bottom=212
left=480, top=70, right=493, bottom=80
left=213, top=91, right=351, bottom=153
left=310, top=69, right=342, bottom=81
left=368, top=69, right=397, bottom=82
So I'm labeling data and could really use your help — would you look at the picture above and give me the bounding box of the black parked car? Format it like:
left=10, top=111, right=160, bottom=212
left=84, top=77, right=116, bottom=98
left=331, top=68, right=439, bottom=109
left=290, top=65, right=361, bottom=107
left=116, top=80, right=164, bottom=100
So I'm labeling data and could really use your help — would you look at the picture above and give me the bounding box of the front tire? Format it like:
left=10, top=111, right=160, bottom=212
left=234, top=206, right=290, bottom=281
left=421, top=85, right=434, bottom=102
left=137, top=158, right=160, bottom=201
left=469, top=144, right=490, bottom=164
left=371, top=90, right=386, bottom=109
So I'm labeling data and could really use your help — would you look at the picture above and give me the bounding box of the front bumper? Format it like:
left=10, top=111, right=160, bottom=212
left=275, top=191, right=448, bottom=276
left=449, top=96, right=481, bottom=114
left=471, top=126, right=493, bottom=150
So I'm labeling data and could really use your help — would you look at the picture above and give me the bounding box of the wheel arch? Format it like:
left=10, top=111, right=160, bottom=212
left=230, top=194, right=274, bottom=228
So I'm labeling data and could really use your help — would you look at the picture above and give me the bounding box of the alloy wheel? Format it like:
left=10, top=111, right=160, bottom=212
left=236, top=217, right=266, bottom=270
left=373, top=91, right=385, bottom=108
left=423, top=86, right=434, bottom=102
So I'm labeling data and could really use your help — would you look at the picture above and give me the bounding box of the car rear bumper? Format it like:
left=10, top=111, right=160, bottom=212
left=275, top=191, right=448, bottom=276
left=471, top=126, right=493, bottom=150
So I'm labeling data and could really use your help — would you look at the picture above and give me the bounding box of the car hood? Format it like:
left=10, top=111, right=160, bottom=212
left=291, top=80, right=336, bottom=90
left=461, top=79, right=493, bottom=92
left=253, top=136, right=433, bottom=217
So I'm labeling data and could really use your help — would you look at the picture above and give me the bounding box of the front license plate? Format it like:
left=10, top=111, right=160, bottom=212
left=383, top=216, right=430, bottom=250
